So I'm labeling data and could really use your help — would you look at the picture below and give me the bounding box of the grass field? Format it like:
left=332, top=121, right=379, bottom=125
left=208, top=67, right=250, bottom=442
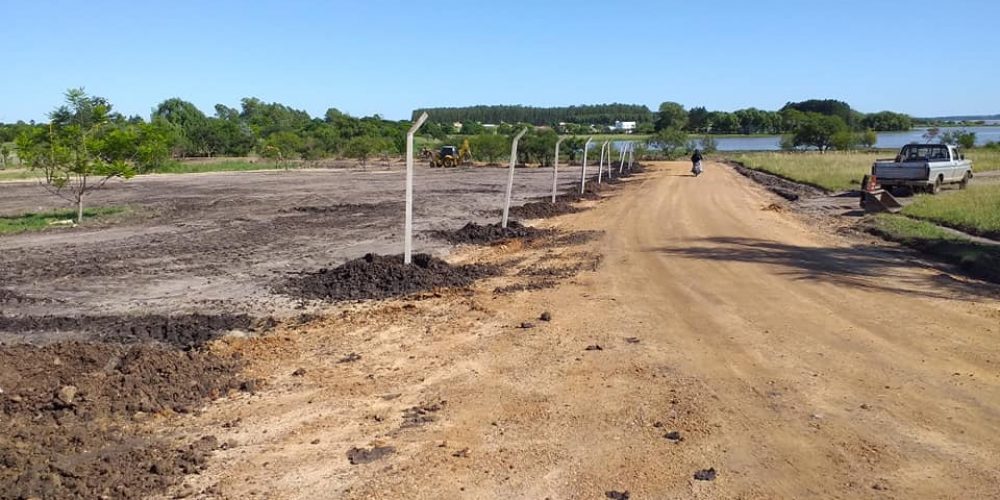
left=902, top=184, right=1000, bottom=239
left=0, top=168, right=34, bottom=181
left=149, top=160, right=283, bottom=175
left=0, top=206, right=127, bottom=235
left=869, top=213, right=1000, bottom=283
left=726, top=151, right=879, bottom=191
left=728, top=149, right=1000, bottom=192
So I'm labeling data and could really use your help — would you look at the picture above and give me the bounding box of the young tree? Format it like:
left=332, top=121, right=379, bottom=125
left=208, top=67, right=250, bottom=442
left=860, top=129, right=878, bottom=149
left=16, top=89, right=135, bottom=223
left=941, top=129, right=976, bottom=149
left=0, top=144, right=10, bottom=169
left=470, top=134, right=509, bottom=164
left=922, top=127, right=941, bottom=143
left=831, top=129, right=859, bottom=151
left=647, top=128, right=688, bottom=159
left=700, top=135, right=718, bottom=154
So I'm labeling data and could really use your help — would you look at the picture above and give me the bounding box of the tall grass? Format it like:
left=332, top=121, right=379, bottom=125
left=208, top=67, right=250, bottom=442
left=902, top=184, right=1000, bottom=239
left=967, top=148, right=1000, bottom=172
left=729, top=148, right=1000, bottom=192
left=727, top=151, right=879, bottom=191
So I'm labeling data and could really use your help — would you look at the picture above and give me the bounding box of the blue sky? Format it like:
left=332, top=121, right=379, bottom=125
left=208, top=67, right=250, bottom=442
left=3, top=0, right=998, bottom=122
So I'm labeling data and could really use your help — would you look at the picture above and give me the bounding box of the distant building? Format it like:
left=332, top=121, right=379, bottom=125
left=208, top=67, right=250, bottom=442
left=613, top=121, right=637, bottom=133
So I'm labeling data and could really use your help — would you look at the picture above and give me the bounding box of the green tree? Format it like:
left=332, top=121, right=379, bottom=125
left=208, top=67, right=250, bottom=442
left=941, top=129, right=976, bottom=149
left=831, top=129, right=859, bottom=151
left=655, top=102, right=687, bottom=131
left=860, top=129, right=878, bottom=149
left=0, top=144, right=10, bottom=169
left=260, top=131, right=304, bottom=168
left=686, top=106, right=710, bottom=132
left=16, top=89, right=136, bottom=223
left=520, top=129, right=559, bottom=166
left=647, top=127, right=688, bottom=159
left=470, top=134, right=509, bottom=164
left=342, top=136, right=389, bottom=166
left=791, top=114, right=848, bottom=153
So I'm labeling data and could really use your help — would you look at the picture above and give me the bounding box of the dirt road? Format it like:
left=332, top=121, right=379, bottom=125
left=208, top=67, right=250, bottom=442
left=161, top=161, right=999, bottom=499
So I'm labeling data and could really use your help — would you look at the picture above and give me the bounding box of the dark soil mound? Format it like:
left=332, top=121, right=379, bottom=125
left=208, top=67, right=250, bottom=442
left=0, top=341, right=247, bottom=499
left=508, top=200, right=582, bottom=219
left=729, top=162, right=826, bottom=201
left=0, top=313, right=272, bottom=349
left=433, top=221, right=550, bottom=245
left=280, top=253, right=497, bottom=301
left=291, top=202, right=403, bottom=215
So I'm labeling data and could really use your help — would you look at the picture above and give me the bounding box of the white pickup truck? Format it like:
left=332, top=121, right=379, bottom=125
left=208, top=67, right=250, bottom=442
left=872, top=144, right=973, bottom=194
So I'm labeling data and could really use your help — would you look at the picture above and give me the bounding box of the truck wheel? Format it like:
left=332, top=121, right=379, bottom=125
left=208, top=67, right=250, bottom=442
left=959, top=172, right=971, bottom=190
left=930, top=177, right=942, bottom=194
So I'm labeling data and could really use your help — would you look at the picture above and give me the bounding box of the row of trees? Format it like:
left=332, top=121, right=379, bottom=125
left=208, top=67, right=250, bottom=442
left=411, top=104, right=654, bottom=128
left=658, top=100, right=913, bottom=135
left=410, top=100, right=915, bottom=135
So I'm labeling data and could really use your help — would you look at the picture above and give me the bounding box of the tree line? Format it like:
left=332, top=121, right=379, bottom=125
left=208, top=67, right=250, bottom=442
left=410, top=99, right=914, bottom=136
left=411, top=104, right=654, bottom=128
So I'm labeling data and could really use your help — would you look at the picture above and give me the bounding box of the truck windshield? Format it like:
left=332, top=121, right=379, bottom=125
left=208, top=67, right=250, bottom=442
left=900, top=145, right=949, bottom=161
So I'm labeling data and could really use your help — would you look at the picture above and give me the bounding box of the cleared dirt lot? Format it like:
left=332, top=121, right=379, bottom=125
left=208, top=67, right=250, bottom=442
left=3, top=161, right=999, bottom=499
left=0, top=164, right=585, bottom=340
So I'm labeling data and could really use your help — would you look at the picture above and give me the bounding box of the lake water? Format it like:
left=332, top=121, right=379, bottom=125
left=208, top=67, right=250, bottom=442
left=628, top=126, right=1000, bottom=152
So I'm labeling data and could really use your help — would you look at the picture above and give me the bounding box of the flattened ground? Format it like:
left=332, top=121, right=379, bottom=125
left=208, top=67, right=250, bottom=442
left=171, top=162, right=1000, bottom=499
left=0, top=165, right=585, bottom=338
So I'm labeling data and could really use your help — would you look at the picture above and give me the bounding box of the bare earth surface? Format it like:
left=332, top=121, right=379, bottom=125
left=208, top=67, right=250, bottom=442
left=153, top=162, right=1000, bottom=499
left=0, top=164, right=584, bottom=339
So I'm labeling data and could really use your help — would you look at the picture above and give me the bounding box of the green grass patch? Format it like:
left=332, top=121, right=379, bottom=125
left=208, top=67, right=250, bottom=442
left=148, top=160, right=280, bottom=174
left=0, top=207, right=127, bottom=235
left=901, top=184, right=1000, bottom=239
left=0, top=169, right=34, bottom=181
left=868, top=213, right=1000, bottom=284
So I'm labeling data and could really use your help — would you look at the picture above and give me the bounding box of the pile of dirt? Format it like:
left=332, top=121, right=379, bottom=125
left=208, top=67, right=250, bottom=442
left=280, top=253, right=498, bottom=301
left=728, top=162, right=826, bottom=201
left=0, top=341, right=248, bottom=499
left=433, top=221, right=550, bottom=245
left=0, top=313, right=273, bottom=348
left=507, top=200, right=583, bottom=219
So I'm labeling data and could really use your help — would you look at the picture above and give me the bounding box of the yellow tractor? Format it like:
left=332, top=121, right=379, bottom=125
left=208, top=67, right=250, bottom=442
left=429, top=139, right=473, bottom=167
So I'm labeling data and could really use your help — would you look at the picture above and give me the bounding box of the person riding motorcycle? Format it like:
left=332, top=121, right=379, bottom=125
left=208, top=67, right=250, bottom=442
left=691, top=149, right=704, bottom=176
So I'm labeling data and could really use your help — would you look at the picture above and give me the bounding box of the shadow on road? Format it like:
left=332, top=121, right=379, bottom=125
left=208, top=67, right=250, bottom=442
left=647, top=237, right=999, bottom=300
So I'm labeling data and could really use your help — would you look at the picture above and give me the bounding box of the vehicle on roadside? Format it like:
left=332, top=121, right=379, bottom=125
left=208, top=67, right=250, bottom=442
left=871, top=143, right=973, bottom=194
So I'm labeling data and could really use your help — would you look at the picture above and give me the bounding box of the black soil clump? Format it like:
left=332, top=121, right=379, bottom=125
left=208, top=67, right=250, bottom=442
left=0, top=341, right=247, bottom=500
left=281, top=253, right=497, bottom=302
left=433, top=221, right=550, bottom=245
left=728, top=162, right=825, bottom=201
left=508, top=200, right=583, bottom=219
left=0, top=313, right=273, bottom=349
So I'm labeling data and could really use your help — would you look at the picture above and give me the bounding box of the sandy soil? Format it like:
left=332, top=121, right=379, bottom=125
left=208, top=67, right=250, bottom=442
left=153, top=162, right=1000, bottom=498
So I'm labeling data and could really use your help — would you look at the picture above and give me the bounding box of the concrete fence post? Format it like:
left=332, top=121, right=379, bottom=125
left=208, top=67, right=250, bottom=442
left=552, top=136, right=565, bottom=204
left=404, top=112, right=429, bottom=265
left=579, top=137, right=593, bottom=195
left=501, top=128, right=529, bottom=228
